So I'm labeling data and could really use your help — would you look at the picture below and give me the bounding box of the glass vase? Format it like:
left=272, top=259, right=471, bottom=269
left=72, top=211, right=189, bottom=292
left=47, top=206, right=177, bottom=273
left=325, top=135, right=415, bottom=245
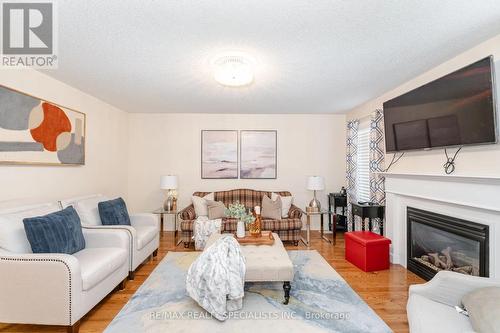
left=236, top=220, right=246, bottom=238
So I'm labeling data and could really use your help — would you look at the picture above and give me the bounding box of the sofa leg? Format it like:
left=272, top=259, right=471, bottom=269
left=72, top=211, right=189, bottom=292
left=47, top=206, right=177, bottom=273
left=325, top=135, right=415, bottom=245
left=283, top=281, right=291, bottom=305
left=66, top=320, right=80, bottom=333
left=153, top=249, right=158, bottom=257
left=119, top=278, right=127, bottom=290
left=128, top=271, right=135, bottom=280
left=184, top=241, right=190, bottom=248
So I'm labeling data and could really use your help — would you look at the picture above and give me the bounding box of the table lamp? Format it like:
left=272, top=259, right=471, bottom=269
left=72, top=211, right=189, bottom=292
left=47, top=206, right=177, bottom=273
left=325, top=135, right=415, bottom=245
left=307, top=176, right=324, bottom=211
left=160, top=175, right=178, bottom=211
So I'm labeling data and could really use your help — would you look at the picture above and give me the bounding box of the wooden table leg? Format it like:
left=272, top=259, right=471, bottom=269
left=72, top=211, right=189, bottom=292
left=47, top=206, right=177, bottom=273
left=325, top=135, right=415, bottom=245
left=160, top=214, right=164, bottom=238
left=328, top=212, right=332, bottom=231
left=333, top=214, right=337, bottom=245
left=351, top=212, right=355, bottom=231
left=283, top=281, right=291, bottom=305
left=320, top=214, right=324, bottom=238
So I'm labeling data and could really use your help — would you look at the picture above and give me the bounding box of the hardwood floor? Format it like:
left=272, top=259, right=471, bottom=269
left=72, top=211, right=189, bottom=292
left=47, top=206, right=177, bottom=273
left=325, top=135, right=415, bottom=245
left=0, top=231, right=424, bottom=333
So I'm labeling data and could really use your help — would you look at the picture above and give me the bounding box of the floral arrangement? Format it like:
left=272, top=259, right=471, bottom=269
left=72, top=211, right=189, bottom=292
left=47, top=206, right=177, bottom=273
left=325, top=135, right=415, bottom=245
left=225, top=202, right=255, bottom=224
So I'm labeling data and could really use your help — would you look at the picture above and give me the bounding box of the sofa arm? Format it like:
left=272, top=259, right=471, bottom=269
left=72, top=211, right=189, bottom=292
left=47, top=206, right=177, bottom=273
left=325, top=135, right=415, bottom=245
left=409, top=270, right=500, bottom=307
left=82, top=226, right=134, bottom=270
left=179, top=204, right=196, bottom=220
left=0, top=251, right=82, bottom=326
left=288, top=204, right=303, bottom=219
left=130, top=213, right=159, bottom=229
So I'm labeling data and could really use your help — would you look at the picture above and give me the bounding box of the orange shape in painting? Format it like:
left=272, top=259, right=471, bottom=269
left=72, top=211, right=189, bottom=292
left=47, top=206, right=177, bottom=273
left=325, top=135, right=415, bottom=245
left=30, top=103, right=72, bottom=152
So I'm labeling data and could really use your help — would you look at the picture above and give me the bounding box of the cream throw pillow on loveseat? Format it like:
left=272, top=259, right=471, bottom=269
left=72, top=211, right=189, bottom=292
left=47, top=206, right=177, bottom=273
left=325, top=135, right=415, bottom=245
left=261, top=195, right=282, bottom=220
left=206, top=200, right=226, bottom=219
left=271, top=193, right=293, bottom=218
left=462, top=286, right=500, bottom=333
left=192, top=193, right=214, bottom=217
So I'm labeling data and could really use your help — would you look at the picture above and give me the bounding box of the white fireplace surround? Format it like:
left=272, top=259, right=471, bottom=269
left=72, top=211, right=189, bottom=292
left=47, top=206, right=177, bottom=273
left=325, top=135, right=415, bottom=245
left=381, top=172, right=500, bottom=278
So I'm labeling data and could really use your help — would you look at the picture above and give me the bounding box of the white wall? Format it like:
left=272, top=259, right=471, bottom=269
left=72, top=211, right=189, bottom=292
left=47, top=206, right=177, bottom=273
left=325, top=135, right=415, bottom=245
left=0, top=69, right=129, bottom=206
left=347, top=33, right=500, bottom=177
left=126, top=113, right=346, bottom=229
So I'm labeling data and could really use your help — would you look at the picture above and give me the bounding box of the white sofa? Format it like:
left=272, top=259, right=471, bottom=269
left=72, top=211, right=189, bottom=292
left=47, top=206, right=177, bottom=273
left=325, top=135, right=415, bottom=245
left=60, top=194, right=160, bottom=279
left=0, top=202, right=130, bottom=333
left=407, top=270, right=500, bottom=333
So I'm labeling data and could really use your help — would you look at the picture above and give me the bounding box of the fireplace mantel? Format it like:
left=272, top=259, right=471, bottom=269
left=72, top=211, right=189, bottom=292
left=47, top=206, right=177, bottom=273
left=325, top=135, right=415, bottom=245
left=379, top=171, right=500, bottom=278
left=377, top=171, right=500, bottom=183
left=377, top=172, right=500, bottom=213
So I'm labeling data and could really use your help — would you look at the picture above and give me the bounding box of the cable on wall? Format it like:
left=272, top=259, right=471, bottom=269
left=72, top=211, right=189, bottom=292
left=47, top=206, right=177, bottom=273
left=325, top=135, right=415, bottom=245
left=384, top=152, right=405, bottom=172
left=443, top=147, right=462, bottom=175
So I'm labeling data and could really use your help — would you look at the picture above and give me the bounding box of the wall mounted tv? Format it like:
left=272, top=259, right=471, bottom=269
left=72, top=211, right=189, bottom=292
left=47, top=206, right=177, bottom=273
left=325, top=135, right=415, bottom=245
left=383, top=56, right=497, bottom=153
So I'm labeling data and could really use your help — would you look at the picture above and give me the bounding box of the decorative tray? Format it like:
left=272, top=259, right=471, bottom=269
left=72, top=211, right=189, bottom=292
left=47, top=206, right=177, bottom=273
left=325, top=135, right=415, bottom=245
left=236, top=231, right=275, bottom=245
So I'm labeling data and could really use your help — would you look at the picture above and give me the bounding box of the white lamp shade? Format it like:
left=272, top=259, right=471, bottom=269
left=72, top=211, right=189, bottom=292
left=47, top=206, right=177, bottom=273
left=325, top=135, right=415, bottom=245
left=307, top=176, right=325, bottom=191
left=160, top=175, right=178, bottom=190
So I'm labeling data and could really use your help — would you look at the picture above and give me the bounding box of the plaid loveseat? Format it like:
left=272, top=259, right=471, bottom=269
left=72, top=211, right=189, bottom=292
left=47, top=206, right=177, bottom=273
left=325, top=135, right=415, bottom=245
left=179, top=189, right=303, bottom=247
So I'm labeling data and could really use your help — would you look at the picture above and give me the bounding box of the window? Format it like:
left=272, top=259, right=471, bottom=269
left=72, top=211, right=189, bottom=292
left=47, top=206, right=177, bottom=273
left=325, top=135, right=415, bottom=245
left=357, top=126, right=370, bottom=202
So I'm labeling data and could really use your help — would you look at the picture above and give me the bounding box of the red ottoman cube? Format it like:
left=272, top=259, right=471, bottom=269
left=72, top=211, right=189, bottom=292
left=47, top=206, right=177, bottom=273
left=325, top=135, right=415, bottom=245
left=345, top=231, right=391, bottom=272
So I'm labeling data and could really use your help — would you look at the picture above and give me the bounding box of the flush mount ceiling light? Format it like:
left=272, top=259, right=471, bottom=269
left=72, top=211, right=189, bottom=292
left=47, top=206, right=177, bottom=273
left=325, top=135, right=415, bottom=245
left=213, top=52, right=255, bottom=87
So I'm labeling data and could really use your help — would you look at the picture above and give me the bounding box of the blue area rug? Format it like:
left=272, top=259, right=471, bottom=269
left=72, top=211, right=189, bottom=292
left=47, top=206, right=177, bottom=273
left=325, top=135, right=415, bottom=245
left=105, top=250, right=392, bottom=333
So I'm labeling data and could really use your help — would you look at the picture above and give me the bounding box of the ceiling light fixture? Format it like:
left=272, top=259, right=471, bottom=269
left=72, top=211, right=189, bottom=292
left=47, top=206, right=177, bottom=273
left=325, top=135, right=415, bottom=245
left=213, top=52, right=255, bottom=87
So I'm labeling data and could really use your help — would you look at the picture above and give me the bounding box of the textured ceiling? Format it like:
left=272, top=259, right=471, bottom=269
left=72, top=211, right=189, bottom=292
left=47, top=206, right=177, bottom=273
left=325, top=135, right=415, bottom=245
left=42, top=0, right=500, bottom=114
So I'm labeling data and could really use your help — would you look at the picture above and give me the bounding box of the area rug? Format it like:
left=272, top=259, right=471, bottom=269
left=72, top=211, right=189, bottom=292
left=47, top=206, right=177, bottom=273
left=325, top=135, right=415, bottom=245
left=105, top=250, right=392, bottom=333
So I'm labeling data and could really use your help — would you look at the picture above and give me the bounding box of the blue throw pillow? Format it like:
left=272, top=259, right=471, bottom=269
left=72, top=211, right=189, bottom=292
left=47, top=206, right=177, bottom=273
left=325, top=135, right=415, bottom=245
left=98, top=197, right=131, bottom=226
left=23, top=206, right=86, bottom=254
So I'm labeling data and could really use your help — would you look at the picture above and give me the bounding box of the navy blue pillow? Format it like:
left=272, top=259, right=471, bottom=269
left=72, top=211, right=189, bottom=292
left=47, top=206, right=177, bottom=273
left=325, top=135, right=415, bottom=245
left=23, top=206, right=86, bottom=254
left=98, top=197, right=131, bottom=226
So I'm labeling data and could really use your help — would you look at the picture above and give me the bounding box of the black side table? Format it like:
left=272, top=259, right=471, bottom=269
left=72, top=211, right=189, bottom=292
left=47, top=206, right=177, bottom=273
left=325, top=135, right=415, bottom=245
left=328, top=192, right=347, bottom=231
left=350, top=202, right=385, bottom=235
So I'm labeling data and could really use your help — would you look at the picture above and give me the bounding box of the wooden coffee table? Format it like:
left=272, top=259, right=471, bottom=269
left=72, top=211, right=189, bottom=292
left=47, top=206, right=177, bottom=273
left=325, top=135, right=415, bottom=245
left=205, top=232, right=294, bottom=304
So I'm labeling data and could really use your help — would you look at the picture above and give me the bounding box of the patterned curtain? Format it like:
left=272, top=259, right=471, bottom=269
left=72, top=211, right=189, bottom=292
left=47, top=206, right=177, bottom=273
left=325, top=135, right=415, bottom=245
left=346, top=119, right=359, bottom=231
left=369, top=109, right=386, bottom=234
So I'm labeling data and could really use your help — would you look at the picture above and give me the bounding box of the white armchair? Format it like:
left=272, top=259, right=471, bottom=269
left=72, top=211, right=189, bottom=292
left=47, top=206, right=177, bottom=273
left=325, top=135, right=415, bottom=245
left=60, top=195, right=160, bottom=279
left=407, top=271, right=500, bottom=333
left=0, top=203, right=130, bottom=333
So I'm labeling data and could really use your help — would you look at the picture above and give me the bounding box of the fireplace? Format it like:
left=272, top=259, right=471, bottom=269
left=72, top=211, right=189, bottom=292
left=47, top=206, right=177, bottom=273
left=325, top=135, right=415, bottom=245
left=407, top=207, right=489, bottom=281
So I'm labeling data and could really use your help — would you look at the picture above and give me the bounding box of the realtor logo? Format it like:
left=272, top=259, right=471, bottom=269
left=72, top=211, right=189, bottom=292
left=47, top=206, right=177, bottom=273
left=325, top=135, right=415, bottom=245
left=1, top=1, right=57, bottom=68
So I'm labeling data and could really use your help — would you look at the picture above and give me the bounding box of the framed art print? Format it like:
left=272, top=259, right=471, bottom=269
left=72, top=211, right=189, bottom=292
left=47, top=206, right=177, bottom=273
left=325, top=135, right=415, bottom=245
left=0, top=85, right=86, bottom=165
left=201, top=130, right=238, bottom=179
left=240, top=130, right=277, bottom=179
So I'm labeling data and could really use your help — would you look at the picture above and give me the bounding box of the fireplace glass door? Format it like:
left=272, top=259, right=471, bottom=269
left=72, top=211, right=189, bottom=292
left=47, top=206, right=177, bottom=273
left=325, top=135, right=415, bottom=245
left=407, top=207, right=488, bottom=280
left=410, top=221, right=480, bottom=276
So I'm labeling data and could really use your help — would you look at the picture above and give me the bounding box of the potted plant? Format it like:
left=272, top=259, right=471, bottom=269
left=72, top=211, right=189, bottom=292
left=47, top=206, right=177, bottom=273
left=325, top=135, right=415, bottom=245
left=225, top=202, right=256, bottom=238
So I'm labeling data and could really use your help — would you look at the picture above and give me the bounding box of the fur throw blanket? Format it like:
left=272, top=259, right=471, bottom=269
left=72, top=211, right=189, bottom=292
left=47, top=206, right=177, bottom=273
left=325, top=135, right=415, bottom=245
left=193, top=216, right=222, bottom=250
left=186, top=234, right=246, bottom=321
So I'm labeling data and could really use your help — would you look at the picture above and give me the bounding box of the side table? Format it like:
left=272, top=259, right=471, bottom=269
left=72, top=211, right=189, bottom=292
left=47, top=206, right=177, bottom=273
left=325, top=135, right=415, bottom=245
left=301, top=209, right=335, bottom=247
left=350, top=202, right=385, bottom=235
left=328, top=192, right=347, bottom=231
left=153, top=209, right=181, bottom=246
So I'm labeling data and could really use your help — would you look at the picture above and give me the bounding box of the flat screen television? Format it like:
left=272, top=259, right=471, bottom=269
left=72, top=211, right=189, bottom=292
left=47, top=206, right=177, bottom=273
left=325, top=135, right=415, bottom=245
left=383, top=56, right=497, bottom=153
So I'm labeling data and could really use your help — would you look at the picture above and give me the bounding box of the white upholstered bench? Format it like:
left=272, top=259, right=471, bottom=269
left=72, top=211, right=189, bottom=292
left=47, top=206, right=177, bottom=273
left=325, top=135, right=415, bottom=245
left=205, top=232, right=294, bottom=304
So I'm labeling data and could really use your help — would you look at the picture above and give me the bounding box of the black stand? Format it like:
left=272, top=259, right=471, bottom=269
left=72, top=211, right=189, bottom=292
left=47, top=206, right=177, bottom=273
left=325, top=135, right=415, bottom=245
left=350, top=202, right=385, bottom=235
left=328, top=193, right=347, bottom=231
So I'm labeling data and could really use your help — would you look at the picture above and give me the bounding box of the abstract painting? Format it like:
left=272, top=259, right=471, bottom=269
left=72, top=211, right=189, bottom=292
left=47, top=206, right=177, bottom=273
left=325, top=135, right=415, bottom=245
left=240, top=130, right=277, bottom=179
left=0, top=85, right=86, bottom=165
left=201, top=130, right=238, bottom=179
